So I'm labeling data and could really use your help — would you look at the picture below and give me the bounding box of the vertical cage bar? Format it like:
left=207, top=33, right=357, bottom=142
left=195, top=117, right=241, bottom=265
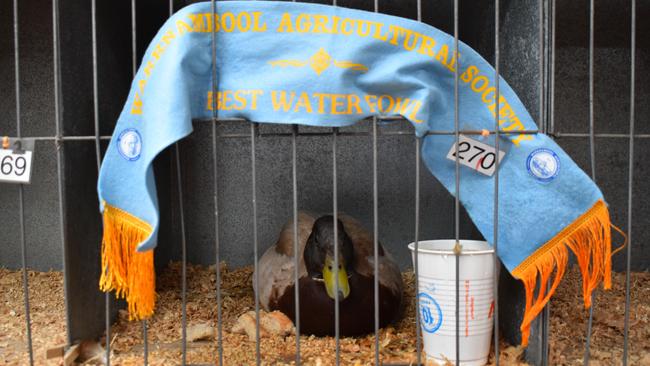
left=539, top=1, right=551, bottom=363
left=371, top=0, right=380, bottom=364
left=91, top=0, right=103, bottom=281
left=584, top=0, right=597, bottom=362
left=251, top=123, right=261, bottom=366
left=13, top=0, right=34, bottom=364
left=168, top=0, right=188, bottom=341
left=17, top=142, right=32, bottom=366
left=372, top=119, right=380, bottom=366
left=292, top=124, right=301, bottom=365
left=493, top=0, right=500, bottom=364
left=12, top=3, right=21, bottom=170
left=291, top=1, right=300, bottom=362
left=622, top=1, right=635, bottom=364
left=209, top=0, right=224, bottom=365
left=290, top=1, right=301, bottom=361
left=129, top=0, right=149, bottom=360
left=131, top=0, right=137, bottom=76
left=175, top=144, right=188, bottom=366
left=52, top=0, right=72, bottom=346
left=541, top=1, right=554, bottom=364
left=587, top=0, right=596, bottom=183
left=212, top=114, right=225, bottom=366
left=414, top=1, right=423, bottom=364
left=550, top=0, right=556, bottom=136
left=453, top=0, right=461, bottom=363
left=142, top=229, right=148, bottom=361
left=330, top=3, right=339, bottom=366
left=90, top=0, right=110, bottom=364
left=332, top=127, right=341, bottom=366
left=171, top=4, right=184, bottom=366
left=414, top=137, right=422, bottom=366
left=538, top=0, right=545, bottom=133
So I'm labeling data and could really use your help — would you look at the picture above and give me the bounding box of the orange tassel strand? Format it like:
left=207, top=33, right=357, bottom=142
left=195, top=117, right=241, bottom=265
left=99, top=203, right=156, bottom=320
left=512, top=199, right=617, bottom=346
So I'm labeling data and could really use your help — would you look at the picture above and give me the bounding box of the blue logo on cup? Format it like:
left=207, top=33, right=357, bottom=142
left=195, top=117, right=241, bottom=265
left=117, top=128, right=142, bottom=161
left=527, top=148, right=560, bottom=183
left=418, top=292, right=443, bottom=334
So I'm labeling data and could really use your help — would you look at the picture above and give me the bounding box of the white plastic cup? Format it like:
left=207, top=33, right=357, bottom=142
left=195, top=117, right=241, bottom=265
left=408, top=240, right=495, bottom=366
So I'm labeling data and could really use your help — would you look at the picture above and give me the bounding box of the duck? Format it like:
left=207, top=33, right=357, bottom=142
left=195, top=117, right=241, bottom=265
left=255, top=212, right=404, bottom=336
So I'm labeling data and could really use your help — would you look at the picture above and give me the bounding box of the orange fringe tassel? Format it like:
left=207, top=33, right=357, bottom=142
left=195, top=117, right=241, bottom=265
left=512, top=199, right=617, bottom=347
left=99, top=203, right=156, bottom=320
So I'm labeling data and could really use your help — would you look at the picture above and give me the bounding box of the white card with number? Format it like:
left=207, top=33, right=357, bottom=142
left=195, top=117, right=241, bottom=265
left=0, top=149, right=33, bottom=184
left=446, top=135, right=505, bottom=177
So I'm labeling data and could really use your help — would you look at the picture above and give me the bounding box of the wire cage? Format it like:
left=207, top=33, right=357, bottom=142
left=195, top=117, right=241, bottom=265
left=0, top=0, right=647, bottom=365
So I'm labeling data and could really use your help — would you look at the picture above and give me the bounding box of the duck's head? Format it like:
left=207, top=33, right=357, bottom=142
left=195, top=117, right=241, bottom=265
left=304, top=215, right=353, bottom=301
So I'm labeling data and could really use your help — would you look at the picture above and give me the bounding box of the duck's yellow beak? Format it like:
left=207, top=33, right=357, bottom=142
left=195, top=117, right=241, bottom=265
left=323, top=255, right=350, bottom=301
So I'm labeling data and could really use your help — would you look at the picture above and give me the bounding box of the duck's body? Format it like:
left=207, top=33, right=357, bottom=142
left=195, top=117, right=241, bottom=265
left=255, top=212, right=403, bottom=336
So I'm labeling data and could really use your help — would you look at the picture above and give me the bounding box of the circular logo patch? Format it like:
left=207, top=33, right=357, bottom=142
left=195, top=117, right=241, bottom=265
left=117, top=128, right=142, bottom=161
left=527, top=148, right=560, bottom=183
left=417, top=292, right=443, bottom=334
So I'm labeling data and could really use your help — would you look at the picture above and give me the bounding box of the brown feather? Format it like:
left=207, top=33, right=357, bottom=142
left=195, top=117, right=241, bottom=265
left=256, top=212, right=315, bottom=309
left=338, top=213, right=404, bottom=297
left=274, top=211, right=316, bottom=256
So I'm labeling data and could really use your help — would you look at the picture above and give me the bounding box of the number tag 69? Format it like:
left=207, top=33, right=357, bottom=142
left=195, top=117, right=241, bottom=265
left=446, top=135, right=505, bottom=177
left=0, top=149, right=33, bottom=184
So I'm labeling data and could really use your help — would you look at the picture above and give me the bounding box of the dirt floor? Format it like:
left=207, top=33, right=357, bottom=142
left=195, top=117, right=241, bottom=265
left=1, top=263, right=649, bottom=366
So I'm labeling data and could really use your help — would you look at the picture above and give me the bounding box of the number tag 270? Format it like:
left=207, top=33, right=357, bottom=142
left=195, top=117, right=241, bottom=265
left=446, top=135, right=505, bottom=177
left=0, top=149, right=33, bottom=184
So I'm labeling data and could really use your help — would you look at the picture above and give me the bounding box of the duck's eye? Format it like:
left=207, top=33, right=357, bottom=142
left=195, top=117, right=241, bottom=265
left=328, top=265, right=333, bottom=271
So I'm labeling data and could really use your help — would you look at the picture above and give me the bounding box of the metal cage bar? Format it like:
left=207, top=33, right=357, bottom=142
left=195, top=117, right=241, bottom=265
left=413, top=0, right=424, bottom=363
left=13, top=0, right=34, bottom=364
left=332, top=127, right=341, bottom=366
left=549, top=0, right=557, bottom=136
left=250, top=123, right=262, bottom=366
left=291, top=124, right=301, bottom=365
left=372, top=118, right=380, bottom=366
left=331, top=3, right=341, bottom=366
left=22, top=129, right=650, bottom=141
left=453, top=0, right=461, bottom=363
left=541, top=0, right=555, bottom=364
left=372, top=0, right=381, bottom=364
left=51, top=0, right=72, bottom=349
left=287, top=4, right=302, bottom=366
left=539, top=0, right=552, bottom=363
left=584, top=0, right=597, bottom=362
left=622, top=1, right=636, bottom=364
left=209, top=1, right=225, bottom=365
left=131, top=0, right=137, bottom=77
left=131, top=1, right=152, bottom=362
left=89, top=1, right=110, bottom=365
left=21, top=129, right=650, bottom=141
left=414, top=135, right=423, bottom=366
left=288, top=4, right=302, bottom=366
left=493, top=0, right=501, bottom=364
left=175, top=143, right=189, bottom=366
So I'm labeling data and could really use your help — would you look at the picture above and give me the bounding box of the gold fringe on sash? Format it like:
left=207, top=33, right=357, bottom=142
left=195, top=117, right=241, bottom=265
left=99, top=203, right=156, bottom=320
left=512, top=199, right=624, bottom=347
